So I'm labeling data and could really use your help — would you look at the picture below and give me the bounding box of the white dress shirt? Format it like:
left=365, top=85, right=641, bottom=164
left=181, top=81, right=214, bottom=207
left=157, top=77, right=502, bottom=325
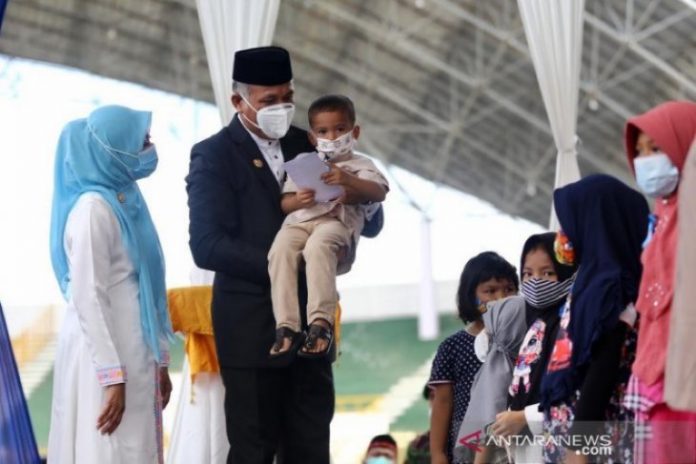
left=241, top=118, right=285, bottom=184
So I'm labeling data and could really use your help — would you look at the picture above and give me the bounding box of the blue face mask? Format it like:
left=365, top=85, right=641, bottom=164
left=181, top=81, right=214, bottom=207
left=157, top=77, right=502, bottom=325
left=132, top=145, right=159, bottom=180
left=365, top=457, right=394, bottom=464
left=634, top=153, right=679, bottom=198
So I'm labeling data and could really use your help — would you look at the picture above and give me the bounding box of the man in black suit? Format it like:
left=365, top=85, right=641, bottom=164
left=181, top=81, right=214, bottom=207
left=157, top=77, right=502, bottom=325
left=186, top=46, right=337, bottom=464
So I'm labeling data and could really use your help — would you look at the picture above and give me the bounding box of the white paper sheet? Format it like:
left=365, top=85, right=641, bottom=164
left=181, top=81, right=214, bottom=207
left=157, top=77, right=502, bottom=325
left=284, top=152, right=344, bottom=202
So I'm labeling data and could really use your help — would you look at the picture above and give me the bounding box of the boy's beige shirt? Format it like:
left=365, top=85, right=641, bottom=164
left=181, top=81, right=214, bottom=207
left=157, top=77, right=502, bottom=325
left=282, top=151, right=388, bottom=246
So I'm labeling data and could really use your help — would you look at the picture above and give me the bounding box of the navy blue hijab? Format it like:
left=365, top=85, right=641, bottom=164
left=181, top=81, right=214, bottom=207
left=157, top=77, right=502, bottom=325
left=540, top=174, right=649, bottom=409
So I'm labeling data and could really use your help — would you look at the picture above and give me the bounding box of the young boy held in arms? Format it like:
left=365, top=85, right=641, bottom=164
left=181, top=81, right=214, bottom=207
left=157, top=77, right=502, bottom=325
left=268, top=95, right=389, bottom=358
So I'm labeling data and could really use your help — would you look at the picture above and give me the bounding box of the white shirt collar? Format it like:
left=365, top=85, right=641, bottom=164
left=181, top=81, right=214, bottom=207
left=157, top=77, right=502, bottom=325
left=238, top=114, right=285, bottom=184
left=239, top=114, right=280, bottom=149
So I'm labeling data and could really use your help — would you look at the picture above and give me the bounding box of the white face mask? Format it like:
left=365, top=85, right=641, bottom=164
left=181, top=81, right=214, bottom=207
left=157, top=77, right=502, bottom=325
left=634, top=153, right=679, bottom=198
left=240, top=95, right=295, bottom=139
left=315, top=131, right=355, bottom=158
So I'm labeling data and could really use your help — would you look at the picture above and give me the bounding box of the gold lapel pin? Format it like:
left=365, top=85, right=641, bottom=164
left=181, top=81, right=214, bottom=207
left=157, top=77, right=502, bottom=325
left=253, top=159, right=264, bottom=168
left=117, top=192, right=126, bottom=203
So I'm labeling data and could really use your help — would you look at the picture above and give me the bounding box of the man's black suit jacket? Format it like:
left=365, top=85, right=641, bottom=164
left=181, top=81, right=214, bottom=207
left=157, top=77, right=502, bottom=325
left=186, top=115, right=315, bottom=368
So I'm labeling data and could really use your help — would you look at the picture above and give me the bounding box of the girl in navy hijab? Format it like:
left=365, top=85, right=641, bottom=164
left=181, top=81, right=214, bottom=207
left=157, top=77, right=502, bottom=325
left=540, top=174, right=648, bottom=463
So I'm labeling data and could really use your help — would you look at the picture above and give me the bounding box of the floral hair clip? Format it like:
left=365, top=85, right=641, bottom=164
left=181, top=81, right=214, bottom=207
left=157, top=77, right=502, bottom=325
left=554, top=230, right=575, bottom=266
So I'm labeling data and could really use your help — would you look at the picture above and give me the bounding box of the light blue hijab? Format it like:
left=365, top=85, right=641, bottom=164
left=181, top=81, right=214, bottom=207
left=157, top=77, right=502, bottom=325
left=49, top=105, right=173, bottom=362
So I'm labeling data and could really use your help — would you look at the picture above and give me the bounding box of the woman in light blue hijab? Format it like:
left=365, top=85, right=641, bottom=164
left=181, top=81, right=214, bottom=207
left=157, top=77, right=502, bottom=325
left=48, top=105, right=173, bottom=463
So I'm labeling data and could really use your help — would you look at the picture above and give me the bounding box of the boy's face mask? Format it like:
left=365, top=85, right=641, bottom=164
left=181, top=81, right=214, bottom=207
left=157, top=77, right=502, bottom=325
left=554, top=230, right=575, bottom=266
left=315, top=130, right=355, bottom=159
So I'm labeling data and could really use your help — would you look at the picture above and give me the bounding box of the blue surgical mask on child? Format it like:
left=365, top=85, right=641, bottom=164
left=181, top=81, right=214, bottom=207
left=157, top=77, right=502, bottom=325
left=365, top=457, right=394, bottom=464
left=634, top=153, right=679, bottom=198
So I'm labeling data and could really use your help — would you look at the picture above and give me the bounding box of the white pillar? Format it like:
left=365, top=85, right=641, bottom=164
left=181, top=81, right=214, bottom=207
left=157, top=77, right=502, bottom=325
left=517, top=0, right=585, bottom=228
left=418, top=213, right=438, bottom=340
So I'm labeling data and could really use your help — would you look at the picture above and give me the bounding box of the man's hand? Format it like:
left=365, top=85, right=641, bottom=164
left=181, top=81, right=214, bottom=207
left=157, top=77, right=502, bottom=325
left=97, top=383, right=126, bottom=435
left=160, top=367, right=172, bottom=409
left=296, top=189, right=316, bottom=208
left=491, top=410, right=526, bottom=438
left=321, top=164, right=356, bottom=187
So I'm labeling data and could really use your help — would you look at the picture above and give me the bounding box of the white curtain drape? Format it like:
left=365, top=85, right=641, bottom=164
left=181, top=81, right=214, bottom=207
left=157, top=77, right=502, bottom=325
left=166, top=361, right=229, bottom=464
left=517, top=0, right=585, bottom=228
left=196, top=0, right=281, bottom=124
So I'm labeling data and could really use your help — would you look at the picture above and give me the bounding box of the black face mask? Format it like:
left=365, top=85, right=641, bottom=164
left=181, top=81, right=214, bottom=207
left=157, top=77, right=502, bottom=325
left=520, top=275, right=575, bottom=309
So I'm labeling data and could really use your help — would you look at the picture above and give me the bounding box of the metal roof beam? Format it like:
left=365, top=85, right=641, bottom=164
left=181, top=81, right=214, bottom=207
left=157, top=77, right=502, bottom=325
left=584, top=12, right=696, bottom=96
left=359, top=132, right=530, bottom=217
left=311, top=1, right=556, bottom=135
left=279, top=33, right=551, bottom=188
left=634, top=8, right=695, bottom=42
left=678, top=0, right=696, bottom=10
left=429, top=0, right=630, bottom=172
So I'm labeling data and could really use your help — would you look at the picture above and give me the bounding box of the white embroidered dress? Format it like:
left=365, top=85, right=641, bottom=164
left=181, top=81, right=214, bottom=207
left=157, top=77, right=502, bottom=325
left=48, top=193, right=166, bottom=464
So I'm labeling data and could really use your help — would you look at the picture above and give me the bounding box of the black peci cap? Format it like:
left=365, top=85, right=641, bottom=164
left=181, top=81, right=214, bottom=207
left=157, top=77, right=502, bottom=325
left=232, top=46, right=293, bottom=86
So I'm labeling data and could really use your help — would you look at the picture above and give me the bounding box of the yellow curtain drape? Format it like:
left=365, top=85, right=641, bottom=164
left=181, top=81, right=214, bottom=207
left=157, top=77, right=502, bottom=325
left=167, top=286, right=342, bottom=382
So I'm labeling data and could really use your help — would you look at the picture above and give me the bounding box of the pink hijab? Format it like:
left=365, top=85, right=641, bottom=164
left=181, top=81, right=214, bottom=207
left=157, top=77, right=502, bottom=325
left=624, top=101, right=696, bottom=386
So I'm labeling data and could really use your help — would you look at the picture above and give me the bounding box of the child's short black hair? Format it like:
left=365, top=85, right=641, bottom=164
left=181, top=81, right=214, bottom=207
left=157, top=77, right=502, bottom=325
left=308, top=94, right=356, bottom=127
left=368, top=433, right=397, bottom=447
left=456, top=251, right=519, bottom=324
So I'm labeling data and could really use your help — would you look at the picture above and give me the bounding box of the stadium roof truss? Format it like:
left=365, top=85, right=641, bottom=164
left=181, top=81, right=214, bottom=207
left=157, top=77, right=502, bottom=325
left=2, top=0, right=695, bottom=224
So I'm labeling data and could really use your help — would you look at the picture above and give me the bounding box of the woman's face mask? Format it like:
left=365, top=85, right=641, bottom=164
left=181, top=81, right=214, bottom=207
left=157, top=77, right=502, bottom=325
left=88, top=124, right=158, bottom=180
left=132, top=144, right=159, bottom=180
left=633, top=153, right=679, bottom=198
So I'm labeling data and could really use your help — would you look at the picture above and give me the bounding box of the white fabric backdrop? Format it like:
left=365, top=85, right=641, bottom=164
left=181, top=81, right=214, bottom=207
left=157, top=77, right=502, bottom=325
left=517, top=0, right=585, bottom=228
left=166, top=361, right=229, bottom=464
left=195, top=0, right=281, bottom=124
